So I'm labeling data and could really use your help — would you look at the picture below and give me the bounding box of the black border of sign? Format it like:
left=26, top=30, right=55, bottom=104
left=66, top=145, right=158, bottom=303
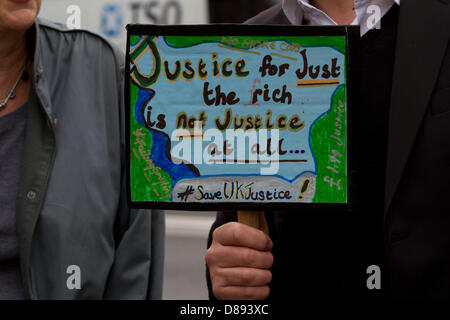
left=125, top=24, right=360, bottom=212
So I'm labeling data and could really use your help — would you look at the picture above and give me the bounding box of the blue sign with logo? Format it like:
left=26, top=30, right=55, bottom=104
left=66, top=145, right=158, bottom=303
left=101, top=4, right=123, bottom=37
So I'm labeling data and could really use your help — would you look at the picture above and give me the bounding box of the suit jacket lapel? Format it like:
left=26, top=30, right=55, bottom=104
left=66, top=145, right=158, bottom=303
left=384, top=0, right=450, bottom=216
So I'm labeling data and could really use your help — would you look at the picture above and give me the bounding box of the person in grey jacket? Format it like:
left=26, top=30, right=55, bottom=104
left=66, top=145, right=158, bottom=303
left=0, top=0, right=164, bottom=299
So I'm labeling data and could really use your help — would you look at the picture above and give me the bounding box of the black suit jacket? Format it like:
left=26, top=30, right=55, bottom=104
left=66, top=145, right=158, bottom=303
left=208, top=0, right=450, bottom=299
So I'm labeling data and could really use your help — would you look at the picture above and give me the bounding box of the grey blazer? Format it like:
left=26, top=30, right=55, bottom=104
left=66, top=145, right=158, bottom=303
left=16, top=18, right=165, bottom=299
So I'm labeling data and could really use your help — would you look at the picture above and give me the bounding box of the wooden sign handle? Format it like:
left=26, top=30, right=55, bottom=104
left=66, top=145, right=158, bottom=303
left=238, top=210, right=262, bottom=229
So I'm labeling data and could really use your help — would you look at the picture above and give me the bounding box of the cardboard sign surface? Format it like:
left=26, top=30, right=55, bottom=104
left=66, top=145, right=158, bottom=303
left=126, top=25, right=359, bottom=210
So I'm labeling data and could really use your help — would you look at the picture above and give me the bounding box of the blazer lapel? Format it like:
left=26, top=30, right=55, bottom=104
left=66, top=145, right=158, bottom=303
left=16, top=23, right=57, bottom=298
left=384, top=0, right=450, bottom=216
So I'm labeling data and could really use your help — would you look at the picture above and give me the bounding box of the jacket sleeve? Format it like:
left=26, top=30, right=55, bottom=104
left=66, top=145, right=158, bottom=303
left=103, top=46, right=165, bottom=299
left=103, top=176, right=165, bottom=300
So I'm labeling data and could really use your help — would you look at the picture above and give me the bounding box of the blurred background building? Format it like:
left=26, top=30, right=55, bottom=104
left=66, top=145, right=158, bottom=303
left=39, top=0, right=278, bottom=50
left=38, top=0, right=278, bottom=300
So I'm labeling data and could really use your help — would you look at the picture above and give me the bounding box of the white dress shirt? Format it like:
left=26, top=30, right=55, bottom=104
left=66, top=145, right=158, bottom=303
left=282, top=0, right=401, bottom=36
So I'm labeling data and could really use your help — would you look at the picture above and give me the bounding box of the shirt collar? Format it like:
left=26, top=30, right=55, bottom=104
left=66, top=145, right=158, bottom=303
left=282, top=0, right=400, bottom=36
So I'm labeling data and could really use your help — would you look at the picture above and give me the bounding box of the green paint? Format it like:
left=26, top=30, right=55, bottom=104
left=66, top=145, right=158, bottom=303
left=311, top=85, right=347, bottom=203
left=129, top=83, right=173, bottom=202
left=131, top=36, right=162, bottom=88
left=130, top=35, right=141, bottom=46
left=164, top=35, right=346, bottom=55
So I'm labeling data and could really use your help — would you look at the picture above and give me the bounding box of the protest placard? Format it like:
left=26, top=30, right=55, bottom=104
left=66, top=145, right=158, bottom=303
left=126, top=25, right=359, bottom=210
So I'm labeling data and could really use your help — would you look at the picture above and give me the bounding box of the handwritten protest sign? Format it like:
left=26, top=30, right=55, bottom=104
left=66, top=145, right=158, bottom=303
left=126, top=25, right=358, bottom=210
